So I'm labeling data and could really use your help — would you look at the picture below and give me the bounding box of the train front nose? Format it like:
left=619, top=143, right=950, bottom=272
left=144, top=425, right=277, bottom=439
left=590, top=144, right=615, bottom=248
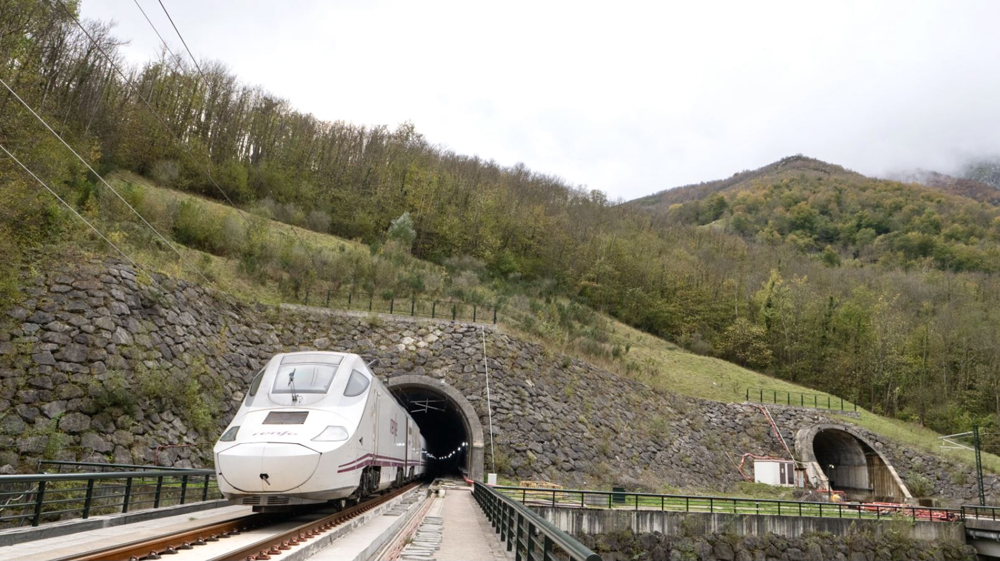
left=217, top=443, right=320, bottom=492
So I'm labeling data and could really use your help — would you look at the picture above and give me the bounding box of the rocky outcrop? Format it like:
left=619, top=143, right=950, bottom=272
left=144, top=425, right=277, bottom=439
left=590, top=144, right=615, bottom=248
left=0, top=258, right=995, bottom=503
left=578, top=530, right=977, bottom=561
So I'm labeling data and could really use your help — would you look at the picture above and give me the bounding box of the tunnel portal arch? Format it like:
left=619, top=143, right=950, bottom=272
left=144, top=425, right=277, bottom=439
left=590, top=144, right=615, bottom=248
left=386, top=375, right=485, bottom=482
left=796, top=424, right=911, bottom=502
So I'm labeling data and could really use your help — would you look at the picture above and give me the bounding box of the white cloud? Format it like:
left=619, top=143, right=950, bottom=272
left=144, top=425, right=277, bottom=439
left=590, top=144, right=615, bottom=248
left=81, top=0, right=1000, bottom=199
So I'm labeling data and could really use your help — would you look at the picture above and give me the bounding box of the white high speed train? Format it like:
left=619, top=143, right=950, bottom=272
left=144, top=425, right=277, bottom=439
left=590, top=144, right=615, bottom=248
left=213, top=352, right=426, bottom=510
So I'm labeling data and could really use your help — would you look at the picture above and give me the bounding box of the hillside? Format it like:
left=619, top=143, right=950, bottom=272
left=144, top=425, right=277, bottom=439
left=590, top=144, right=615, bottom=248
left=3, top=2, right=1000, bottom=466
left=892, top=169, right=1000, bottom=206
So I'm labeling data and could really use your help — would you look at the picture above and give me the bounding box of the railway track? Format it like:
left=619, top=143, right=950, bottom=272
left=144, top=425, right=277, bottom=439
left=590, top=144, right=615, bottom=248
left=54, top=483, right=421, bottom=561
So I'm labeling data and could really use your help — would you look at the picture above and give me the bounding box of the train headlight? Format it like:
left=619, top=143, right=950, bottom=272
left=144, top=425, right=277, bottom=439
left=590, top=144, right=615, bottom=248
left=313, top=426, right=350, bottom=442
left=220, top=426, right=240, bottom=442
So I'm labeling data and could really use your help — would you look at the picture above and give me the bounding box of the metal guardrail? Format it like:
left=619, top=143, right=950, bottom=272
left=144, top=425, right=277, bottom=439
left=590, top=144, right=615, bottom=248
left=747, top=387, right=857, bottom=413
left=0, top=468, right=219, bottom=527
left=473, top=482, right=601, bottom=561
left=963, top=505, right=1000, bottom=521
left=37, top=460, right=194, bottom=473
left=493, top=486, right=963, bottom=523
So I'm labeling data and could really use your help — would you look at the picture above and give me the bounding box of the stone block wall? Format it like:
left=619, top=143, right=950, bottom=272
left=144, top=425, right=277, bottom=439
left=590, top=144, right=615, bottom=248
left=0, top=258, right=994, bottom=504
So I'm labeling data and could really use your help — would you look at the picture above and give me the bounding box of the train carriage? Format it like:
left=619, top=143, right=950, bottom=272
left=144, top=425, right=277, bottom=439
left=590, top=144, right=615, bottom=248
left=213, top=352, right=425, bottom=510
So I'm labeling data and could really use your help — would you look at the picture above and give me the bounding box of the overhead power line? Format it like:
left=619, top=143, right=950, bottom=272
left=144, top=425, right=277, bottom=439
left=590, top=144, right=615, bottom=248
left=0, top=142, right=162, bottom=290
left=0, top=75, right=213, bottom=287
left=131, top=0, right=183, bottom=66
left=138, top=0, right=315, bottom=253
left=52, top=0, right=249, bottom=224
left=156, top=0, right=205, bottom=77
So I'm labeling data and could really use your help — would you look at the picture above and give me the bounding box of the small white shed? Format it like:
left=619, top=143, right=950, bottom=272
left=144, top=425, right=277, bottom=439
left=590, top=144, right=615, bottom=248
left=754, top=459, right=805, bottom=488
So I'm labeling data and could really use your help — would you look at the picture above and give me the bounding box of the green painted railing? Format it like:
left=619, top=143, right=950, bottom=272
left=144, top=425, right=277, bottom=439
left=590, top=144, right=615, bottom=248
left=474, top=482, right=601, bottom=561
left=0, top=468, right=219, bottom=527
left=494, top=485, right=962, bottom=523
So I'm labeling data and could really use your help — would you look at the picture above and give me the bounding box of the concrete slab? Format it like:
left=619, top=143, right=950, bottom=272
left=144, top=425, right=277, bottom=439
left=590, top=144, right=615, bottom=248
left=0, top=504, right=251, bottom=561
left=433, top=486, right=511, bottom=561
left=0, top=499, right=231, bottom=547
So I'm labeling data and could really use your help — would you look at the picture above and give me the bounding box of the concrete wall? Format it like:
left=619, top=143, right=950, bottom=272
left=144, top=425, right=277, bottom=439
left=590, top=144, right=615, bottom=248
left=533, top=506, right=966, bottom=543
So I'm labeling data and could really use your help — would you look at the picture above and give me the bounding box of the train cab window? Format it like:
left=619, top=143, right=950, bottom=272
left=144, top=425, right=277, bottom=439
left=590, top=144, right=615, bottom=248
left=344, top=369, right=370, bottom=397
left=245, top=368, right=265, bottom=405
left=271, top=364, right=337, bottom=394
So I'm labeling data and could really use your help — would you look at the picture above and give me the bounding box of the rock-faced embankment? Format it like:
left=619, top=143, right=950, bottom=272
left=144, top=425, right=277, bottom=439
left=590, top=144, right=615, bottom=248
left=0, top=258, right=995, bottom=503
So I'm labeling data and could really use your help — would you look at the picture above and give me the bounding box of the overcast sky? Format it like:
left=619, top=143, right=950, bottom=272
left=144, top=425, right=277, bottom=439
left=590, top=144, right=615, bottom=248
left=80, top=0, right=1000, bottom=200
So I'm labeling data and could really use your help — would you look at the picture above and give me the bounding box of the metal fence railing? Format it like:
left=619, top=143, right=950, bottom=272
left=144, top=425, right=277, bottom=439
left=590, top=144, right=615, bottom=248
left=310, top=290, right=498, bottom=324
left=474, top=482, right=601, bottom=561
left=963, top=504, right=1000, bottom=521
left=747, top=388, right=858, bottom=413
left=493, top=486, right=962, bottom=523
left=36, top=460, right=195, bottom=473
left=0, top=469, right=219, bottom=527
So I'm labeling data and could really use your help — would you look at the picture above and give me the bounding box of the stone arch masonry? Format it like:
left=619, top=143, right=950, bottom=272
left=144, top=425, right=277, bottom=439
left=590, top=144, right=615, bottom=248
left=0, top=258, right=996, bottom=504
left=386, top=374, right=486, bottom=481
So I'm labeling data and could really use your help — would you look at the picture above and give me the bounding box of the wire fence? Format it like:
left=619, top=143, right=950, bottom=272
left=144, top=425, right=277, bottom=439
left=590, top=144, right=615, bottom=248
left=302, top=289, right=499, bottom=324
left=747, top=388, right=858, bottom=413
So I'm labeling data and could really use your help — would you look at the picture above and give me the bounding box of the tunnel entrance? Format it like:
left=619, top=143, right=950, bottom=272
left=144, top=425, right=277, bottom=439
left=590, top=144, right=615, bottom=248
left=796, top=424, right=911, bottom=502
left=387, top=375, right=485, bottom=482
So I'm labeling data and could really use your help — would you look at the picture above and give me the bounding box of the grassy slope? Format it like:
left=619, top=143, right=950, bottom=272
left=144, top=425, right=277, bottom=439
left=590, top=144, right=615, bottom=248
left=106, top=173, right=1000, bottom=476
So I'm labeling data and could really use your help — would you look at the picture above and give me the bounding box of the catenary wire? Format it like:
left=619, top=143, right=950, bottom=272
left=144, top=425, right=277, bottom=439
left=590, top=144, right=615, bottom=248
left=0, top=141, right=163, bottom=291
left=0, top=76, right=214, bottom=287
left=131, top=0, right=184, bottom=67
left=51, top=0, right=250, bottom=224
left=156, top=0, right=205, bottom=77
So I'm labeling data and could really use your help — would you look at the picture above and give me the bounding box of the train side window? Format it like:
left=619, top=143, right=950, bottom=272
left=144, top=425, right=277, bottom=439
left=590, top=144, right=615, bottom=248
left=344, top=369, right=370, bottom=397
left=245, top=368, right=265, bottom=405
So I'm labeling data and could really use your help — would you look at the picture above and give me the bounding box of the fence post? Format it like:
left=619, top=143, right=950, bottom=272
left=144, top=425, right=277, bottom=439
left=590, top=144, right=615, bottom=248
left=827, top=396, right=831, bottom=409
left=390, top=298, right=394, bottom=314
left=369, top=296, right=373, bottom=312
left=801, top=394, right=804, bottom=407
left=122, top=477, right=133, bottom=513
left=83, top=478, right=95, bottom=519
left=760, top=389, right=763, bottom=402
left=493, top=307, right=497, bottom=324
left=202, top=475, right=210, bottom=501
left=452, top=305, right=457, bottom=321
left=32, top=480, right=46, bottom=526
left=411, top=298, right=415, bottom=316
left=746, top=388, right=749, bottom=401
left=773, top=390, right=776, bottom=403
left=348, top=292, right=353, bottom=306
left=325, top=289, right=331, bottom=307
left=787, top=392, right=790, bottom=405
left=154, top=475, right=163, bottom=508
left=840, top=397, right=844, bottom=411
left=180, top=475, right=189, bottom=505
left=432, top=301, right=436, bottom=319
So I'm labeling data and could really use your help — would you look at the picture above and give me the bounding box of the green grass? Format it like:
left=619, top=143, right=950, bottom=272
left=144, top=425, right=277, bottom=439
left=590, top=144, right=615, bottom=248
left=95, top=173, right=1000, bottom=479
left=517, top=311, right=1000, bottom=476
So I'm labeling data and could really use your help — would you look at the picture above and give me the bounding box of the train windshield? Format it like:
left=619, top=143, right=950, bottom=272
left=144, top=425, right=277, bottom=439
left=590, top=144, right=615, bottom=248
left=271, top=364, right=338, bottom=394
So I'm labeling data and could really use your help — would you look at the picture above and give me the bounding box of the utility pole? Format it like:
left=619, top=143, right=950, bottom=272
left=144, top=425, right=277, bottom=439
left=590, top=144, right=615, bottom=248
left=974, top=425, right=985, bottom=506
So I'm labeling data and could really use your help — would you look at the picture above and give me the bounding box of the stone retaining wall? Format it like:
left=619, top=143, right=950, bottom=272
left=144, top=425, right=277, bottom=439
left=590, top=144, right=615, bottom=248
left=0, top=258, right=995, bottom=503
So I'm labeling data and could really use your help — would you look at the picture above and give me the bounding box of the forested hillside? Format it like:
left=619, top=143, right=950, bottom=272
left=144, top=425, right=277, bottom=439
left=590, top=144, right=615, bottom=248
left=2, top=1, right=1000, bottom=452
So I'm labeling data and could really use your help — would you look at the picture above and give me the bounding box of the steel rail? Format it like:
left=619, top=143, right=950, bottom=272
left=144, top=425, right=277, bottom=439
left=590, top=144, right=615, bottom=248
left=206, top=482, right=422, bottom=561
left=50, top=513, right=271, bottom=561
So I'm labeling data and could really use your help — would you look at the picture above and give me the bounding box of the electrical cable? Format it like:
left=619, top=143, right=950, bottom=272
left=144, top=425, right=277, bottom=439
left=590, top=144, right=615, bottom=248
left=119, top=0, right=316, bottom=255
left=0, top=75, right=213, bottom=287
left=0, top=141, right=162, bottom=291
left=131, top=0, right=183, bottom=66
left=51, top=0, right=250, bottom=224
left=156, top=0, right=205, bottom=77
